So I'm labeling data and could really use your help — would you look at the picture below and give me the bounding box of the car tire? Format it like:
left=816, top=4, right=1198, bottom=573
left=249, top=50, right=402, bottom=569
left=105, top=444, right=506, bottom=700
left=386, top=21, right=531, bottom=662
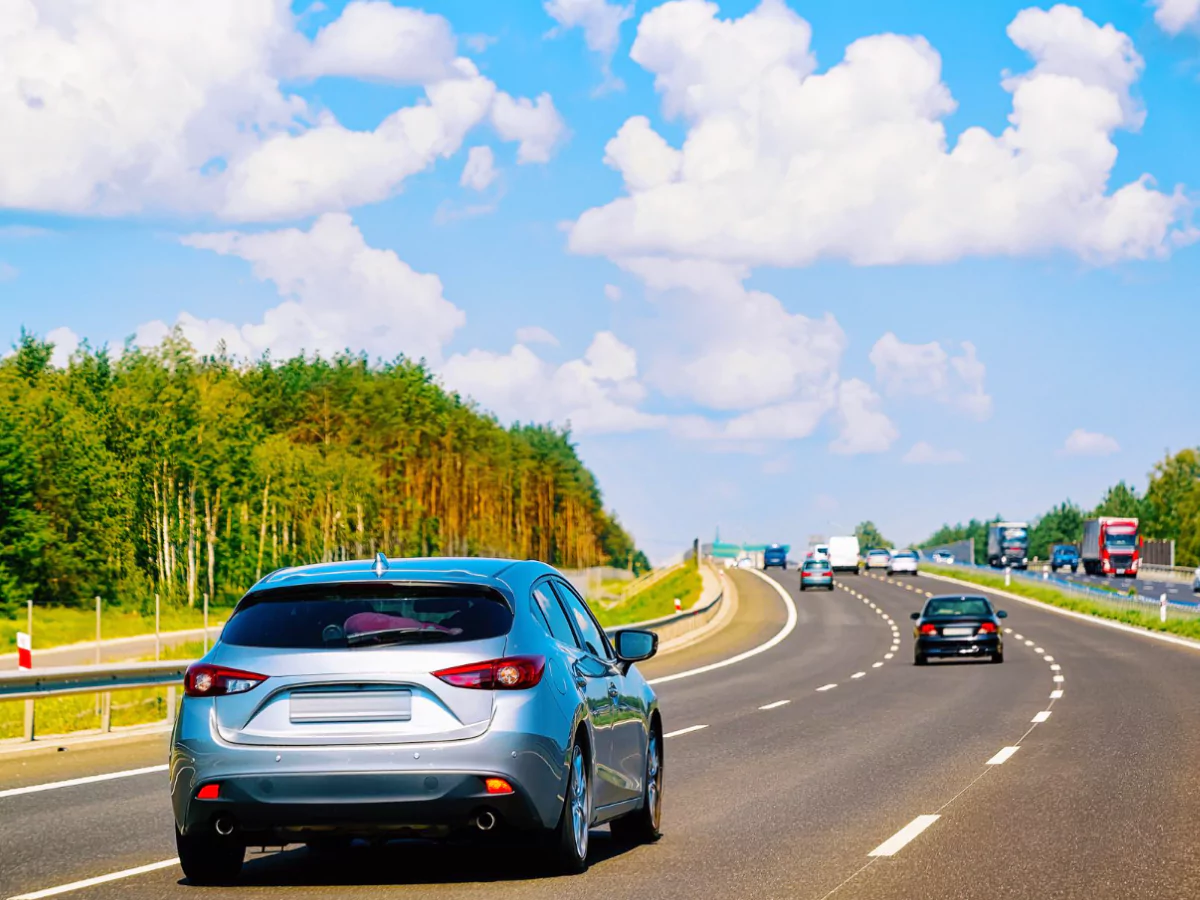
left=611, top=723, right=663, bottom=846
left=827, top=584, right=835, bottom=591
left=991, top=650, right=1004, bottom=664
left=914, top=653, right=927, bottom=666
left=549, top=740, right=591, bottom=874
left=176, top=827, right=243, bottom=886
left=798, top=584, right=805, bottom=592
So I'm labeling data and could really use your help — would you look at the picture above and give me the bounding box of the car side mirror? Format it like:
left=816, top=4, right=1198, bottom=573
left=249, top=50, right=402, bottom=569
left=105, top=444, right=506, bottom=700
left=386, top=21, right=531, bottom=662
left=614, top=629, right=658, bottom=664
left=910, top=611, right=921, bottom=620
left=996, top=610, right=1008, bottom=618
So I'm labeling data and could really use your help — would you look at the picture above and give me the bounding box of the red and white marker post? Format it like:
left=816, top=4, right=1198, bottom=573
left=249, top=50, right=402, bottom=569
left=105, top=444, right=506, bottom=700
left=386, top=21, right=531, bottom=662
left=673, top=597, right=682, bottom=613
left=16, top=632, right=31, bottom=669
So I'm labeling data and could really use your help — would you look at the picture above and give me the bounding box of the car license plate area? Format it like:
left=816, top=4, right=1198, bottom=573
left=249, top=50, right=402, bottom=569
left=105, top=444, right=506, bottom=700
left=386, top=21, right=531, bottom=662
left=290, top=690, right=412, bottom=724
left=941, top=627, right=975, bottom=637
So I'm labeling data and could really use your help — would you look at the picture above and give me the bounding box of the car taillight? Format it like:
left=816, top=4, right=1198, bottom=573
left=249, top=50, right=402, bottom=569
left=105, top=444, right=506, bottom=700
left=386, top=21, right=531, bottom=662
left=433, top=656, right=546, bottom=690
left=978, top=621, right=998, bottom=634
left=919, top=623, right=937, bottom=635
left=184, top=663, right=266, bottom=697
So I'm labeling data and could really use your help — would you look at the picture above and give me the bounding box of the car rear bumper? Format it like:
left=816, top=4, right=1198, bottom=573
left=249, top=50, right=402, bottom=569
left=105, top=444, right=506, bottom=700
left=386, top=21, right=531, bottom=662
left=915, top=636, right=1001, bottom=658
left=179, top=770, right=543, bottom=841
left=801, top=577, right=833, bottom=587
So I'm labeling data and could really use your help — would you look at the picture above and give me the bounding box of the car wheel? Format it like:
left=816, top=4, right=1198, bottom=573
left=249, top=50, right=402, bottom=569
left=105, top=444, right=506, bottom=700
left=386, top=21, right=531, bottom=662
left=611, top=723, right=663, bottom=845
left=550, top=741, right=591, bottom=874
left=914, top=652, right=927, bottom=666
left=798, top=584, right=805, bottom=591
left=176, top=827, right=243, bottom=886
left=828, top=584, right=835, bottom=591
left=991, top=650, right=1005, bottom=664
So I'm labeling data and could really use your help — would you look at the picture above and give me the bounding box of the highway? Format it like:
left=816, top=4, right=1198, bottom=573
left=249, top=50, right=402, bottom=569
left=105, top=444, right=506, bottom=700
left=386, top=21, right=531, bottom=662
left=4, top=567, right=1200, bottom=899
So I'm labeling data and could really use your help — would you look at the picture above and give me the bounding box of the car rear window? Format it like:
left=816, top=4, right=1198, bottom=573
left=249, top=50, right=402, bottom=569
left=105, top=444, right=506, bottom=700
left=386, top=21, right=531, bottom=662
left=803, top=560, right=828, bottom=571
left=924, top=597, right=991, bottom=617
left=222, top=583, right=513, bottom=649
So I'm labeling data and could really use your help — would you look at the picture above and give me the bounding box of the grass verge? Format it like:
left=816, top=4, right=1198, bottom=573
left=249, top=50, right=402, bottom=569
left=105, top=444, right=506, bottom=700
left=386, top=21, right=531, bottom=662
left=592, top=563, right=703, bottom=629
left=924, top=564, right=1200, bottom=641
left=1, top=605, right=230, bottom=655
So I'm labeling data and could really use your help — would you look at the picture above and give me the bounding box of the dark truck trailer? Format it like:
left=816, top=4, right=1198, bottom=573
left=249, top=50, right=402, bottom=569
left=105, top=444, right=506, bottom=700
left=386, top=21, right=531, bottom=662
left=987, top=522, right=1030, bottom=569
left=1081, top=517, right=1141, bottom=577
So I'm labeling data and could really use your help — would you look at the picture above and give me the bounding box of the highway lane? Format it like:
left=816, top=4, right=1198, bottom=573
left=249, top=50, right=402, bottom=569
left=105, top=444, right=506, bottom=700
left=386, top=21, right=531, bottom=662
left=6, top=566, right=1198, bottom=898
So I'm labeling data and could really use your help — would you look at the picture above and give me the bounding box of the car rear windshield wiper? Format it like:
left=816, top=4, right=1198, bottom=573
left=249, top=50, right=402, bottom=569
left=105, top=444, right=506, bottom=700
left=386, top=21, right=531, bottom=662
left=345, top=627, right=460, bottom=648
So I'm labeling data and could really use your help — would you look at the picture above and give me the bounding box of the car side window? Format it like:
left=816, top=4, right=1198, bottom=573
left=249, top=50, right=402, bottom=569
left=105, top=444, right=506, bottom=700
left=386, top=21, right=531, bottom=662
left=551, top=579, right=613, bottom=660
left=532, top=583, right=579, bottom=649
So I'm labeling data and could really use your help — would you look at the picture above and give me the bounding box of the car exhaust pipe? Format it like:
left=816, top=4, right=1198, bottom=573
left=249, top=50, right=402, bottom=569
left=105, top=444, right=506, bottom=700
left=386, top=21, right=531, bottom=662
left=474, top=810, right=497, bottom=832
left=214, top=815, right=237, bottom=836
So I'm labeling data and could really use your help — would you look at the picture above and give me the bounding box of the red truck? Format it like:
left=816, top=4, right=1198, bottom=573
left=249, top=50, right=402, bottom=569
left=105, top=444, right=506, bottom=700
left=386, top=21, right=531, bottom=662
left=1081, top=517, right=1141, bottom=577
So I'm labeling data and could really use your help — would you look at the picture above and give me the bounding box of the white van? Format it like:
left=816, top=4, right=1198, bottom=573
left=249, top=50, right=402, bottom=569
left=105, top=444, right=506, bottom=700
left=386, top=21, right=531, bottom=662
left=828, top=536, right=861, bottom=574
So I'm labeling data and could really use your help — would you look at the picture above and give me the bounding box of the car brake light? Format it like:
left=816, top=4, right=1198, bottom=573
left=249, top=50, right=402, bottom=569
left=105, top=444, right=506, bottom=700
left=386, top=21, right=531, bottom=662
left=433, top=656, right=546, bottom=690
left=184, top=663, right=266, bottom=697
left=196, top=783, right=220, bottom=800
left=919, top=623, right=937, bottom=635
left=484, top=777, right=514, bottom=795
left=978, top=621, right=997, bottom=634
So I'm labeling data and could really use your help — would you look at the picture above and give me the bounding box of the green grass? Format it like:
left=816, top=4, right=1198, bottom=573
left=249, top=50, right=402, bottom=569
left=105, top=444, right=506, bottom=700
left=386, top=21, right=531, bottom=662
left=592, top=563, right=703, bottom=629
left=1, top=604, right=229, bottom=654
left=925, top=564, right=1200, bottom=641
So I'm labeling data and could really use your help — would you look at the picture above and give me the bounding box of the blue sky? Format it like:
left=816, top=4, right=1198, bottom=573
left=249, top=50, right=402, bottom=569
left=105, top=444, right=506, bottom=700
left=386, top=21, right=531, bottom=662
left=2, top=0, right=1199, bottom=560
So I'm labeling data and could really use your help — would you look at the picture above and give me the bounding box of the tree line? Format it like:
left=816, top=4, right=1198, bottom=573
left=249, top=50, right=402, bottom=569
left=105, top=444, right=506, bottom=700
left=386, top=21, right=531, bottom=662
left=0, top=332, right=649, bottom=616
left=917, top=448, right=1200, bottom=566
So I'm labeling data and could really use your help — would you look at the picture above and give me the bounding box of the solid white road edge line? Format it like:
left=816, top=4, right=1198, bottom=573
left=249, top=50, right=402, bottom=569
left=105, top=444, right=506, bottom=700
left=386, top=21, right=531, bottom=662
left=9, top=858, right=180, bottom=900
left=759, top=700, right=790, bottom=710
left=664, top=724, right=708, bottom=738
left=0, top=764, right=168, bottom=800
left=648, top=568, right=798, bottom=686
left=868, top=815, right=941, bottom=857
left=986, top=746, right=1020, bottom=765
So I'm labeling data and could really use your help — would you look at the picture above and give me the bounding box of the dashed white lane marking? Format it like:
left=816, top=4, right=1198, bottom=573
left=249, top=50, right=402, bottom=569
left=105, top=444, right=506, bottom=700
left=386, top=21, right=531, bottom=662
left=1043, top=655, right=1054, bottom=662
left=868, top=815, right=941, bottom=857
left=816, top=683, right=838, bottom=692
left=0, top=764, right=168, bottom=799
left=872, top=662, right=884, bottom=668
left=1050, top=690, right=1063, bottom=699
left=851, top=672, right=866, bottom=679
left=1053, top=675, right=1065, bottom=682
left=1050, top=664, right=1061, bottom=671
left=986, top=746, right=1020, bottom=765
left=884, top=653, right=894, bottom=659
left=1024, top=640, right=1034, bottom=646
left=1031, top=711, right=1052, bottom=723
left=8, top=858, right=181, bottom=899
left=1035, top=647, right=1045, bottom=653
left=664, top=724, right=708, bottom=738
left=1004, top=627, right=1012, bottom=634
left=1015, top=633, right=1025, bottom=640
left=649, top=567, right=798, bottom=686
left=759, top=700, right=790, bottom=710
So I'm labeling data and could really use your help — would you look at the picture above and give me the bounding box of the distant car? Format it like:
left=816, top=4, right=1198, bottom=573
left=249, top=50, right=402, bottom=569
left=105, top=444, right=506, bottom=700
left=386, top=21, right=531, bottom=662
left=865, top=549, right=891, bottom=571
left=1050, top=545, right=1079, bottom=573
left=169, top=556, right=663, bottom=884
left=1193, top=568, right=1200, bottom=593
left=736, top=556, right=755, bottom=569
left=888, top=550, right=919, bottom=576
left=912, top=594, right=1007, bottom=665
left=930, top=551, right=954, bottom=564
left=763, top=545, right=788, bottom=569
left=800, top=558, right=834, bottom=591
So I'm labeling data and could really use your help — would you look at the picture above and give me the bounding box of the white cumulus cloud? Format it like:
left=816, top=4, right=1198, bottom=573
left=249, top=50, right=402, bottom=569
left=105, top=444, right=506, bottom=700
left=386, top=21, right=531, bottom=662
left=568, top=1, right=1193, bottom=268
left=515, top=325, right=559, bottom=346
left=869, top=333, right=992, bottom=420
left=461, top=146, right=498, bottom=191
left=138, top=213, right=464, bottom=363
left=46, top=326, right=80, bottom=368
left=441, top=332, right=660, bottom=433
left=1153, top=0, right=1200, bottom=35
left=830, top=379, right=899, bottom=455
left=1061, top=428, right=1120, bottom=456
left=0, top=1, right=563, bottom=220
left=903, top=441, right=965, bottom=464
left=544, top=0, right=633, bottom=56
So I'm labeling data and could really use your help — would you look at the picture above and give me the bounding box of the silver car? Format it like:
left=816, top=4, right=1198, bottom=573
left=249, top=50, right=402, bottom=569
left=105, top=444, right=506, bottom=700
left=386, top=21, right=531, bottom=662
left=170, top=555, right=664, bottom=884
left=888, top=550, right=919, bottom=576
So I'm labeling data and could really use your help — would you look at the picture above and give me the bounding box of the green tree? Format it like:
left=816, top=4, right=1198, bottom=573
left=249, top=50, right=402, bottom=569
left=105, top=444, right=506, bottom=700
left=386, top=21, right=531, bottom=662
left=1030, top=501, right=1085, bottom=559
left=855, top=521, right=891, bottom=550
left=1144, top=449, right=1200, bottom=566
left=1092, top=481, right=1145, bottom=518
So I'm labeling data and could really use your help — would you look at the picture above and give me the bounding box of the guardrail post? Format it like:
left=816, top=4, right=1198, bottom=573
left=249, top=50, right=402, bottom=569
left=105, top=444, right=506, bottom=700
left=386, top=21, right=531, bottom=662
left=100, top=692, right=112, bottom=732
left=166, top=686, right=178, bottom=726
left=23, top=699, right=34, bottom=741
left=1005, top=566, right=1011, bottom=587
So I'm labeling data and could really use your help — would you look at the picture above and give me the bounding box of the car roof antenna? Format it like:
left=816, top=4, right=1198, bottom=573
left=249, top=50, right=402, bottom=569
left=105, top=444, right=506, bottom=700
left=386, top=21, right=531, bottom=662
left=373, top=552, right=389, bottom=578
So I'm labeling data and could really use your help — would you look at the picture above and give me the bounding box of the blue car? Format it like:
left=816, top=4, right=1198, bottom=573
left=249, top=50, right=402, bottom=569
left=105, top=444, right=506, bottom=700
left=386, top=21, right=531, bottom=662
left=763, top=544, right=788, bottom=569
left=1050, top=544, right=1079, bottom=573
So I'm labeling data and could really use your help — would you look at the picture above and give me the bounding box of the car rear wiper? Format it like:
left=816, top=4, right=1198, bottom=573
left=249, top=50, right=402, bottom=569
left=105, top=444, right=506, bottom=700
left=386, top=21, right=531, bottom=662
left=346, top=627, right=459, bottom=648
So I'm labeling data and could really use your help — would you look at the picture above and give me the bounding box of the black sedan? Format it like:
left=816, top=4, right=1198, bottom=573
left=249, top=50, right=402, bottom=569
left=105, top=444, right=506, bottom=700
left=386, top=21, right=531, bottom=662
left=911, top=595, right=1007, bottom=665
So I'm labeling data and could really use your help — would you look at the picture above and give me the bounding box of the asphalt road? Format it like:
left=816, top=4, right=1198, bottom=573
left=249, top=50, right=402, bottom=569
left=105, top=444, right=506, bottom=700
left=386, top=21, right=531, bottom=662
left=4, top=567, right=1200, bottom=899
